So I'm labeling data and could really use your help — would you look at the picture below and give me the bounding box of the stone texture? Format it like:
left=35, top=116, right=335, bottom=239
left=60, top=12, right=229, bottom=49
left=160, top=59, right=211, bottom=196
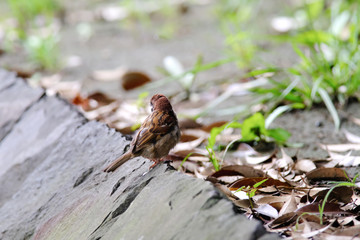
left=0, top=71, right=277, bottom=240
left=0, top=69, right=44, bottom=141
left=0, top=69, right=17, bottom=91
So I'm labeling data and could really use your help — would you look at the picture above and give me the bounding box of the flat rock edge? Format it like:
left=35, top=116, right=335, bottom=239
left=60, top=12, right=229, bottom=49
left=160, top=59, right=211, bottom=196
left=0, top=70, right=278, bottom=240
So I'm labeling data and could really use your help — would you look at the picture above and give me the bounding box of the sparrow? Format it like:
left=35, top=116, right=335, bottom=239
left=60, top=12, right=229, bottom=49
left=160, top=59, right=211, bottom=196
left=103, top=94, right=180, bottom=172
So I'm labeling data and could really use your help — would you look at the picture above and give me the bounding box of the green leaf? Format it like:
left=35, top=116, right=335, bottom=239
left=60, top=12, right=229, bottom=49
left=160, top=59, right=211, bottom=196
left=178, top=152, right=194, bottom=170
left=292, top=30, right=333, bottom=45
left=267, top=128, right=291, bottom=143
left=265, top=105, right=292, bottom=128
left=253, top=178, right=268, bottom=188
left=241, top=113, right=267, bottom=141
left=318, top=88, right=340, bottom=130
left=306, top=0, right=324, bottom=19
left=243, top=67, right=278, bottom=78
left=291, top=103, right=306, bottom=109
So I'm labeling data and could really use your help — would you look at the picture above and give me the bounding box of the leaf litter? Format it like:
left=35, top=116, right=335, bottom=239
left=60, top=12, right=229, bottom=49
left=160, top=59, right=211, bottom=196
left=34, top=75, right=360, bottom=239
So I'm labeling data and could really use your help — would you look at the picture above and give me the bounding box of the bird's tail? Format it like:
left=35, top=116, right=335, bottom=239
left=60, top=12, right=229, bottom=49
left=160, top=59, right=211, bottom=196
left=103, top=151, right=133, bottom=172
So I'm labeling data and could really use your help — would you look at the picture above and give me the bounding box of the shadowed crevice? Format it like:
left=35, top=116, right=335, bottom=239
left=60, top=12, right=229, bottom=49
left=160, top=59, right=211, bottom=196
left=112, top=177, right=153, bottom=219
left=73, top=167, right=94, bottom=188
left=200, top=192, right=222, bottom=210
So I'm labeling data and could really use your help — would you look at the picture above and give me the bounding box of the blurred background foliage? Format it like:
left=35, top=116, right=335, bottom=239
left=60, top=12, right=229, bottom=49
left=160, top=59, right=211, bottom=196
left=0, top=0, right=359, bottom=126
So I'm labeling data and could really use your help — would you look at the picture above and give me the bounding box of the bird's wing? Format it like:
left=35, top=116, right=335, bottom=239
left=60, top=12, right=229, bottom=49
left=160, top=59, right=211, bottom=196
left=132, top=111, right=176, bottom=152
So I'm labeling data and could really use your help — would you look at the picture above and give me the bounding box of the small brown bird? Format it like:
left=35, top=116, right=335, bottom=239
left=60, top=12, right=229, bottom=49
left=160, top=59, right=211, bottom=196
left=103, top=94, right=180, bottom=172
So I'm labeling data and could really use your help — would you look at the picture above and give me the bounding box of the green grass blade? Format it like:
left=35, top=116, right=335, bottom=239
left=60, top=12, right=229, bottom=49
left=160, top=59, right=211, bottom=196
left=318, top=88, right=340, bottom=130
left=265, top=105, right=292, bottom=129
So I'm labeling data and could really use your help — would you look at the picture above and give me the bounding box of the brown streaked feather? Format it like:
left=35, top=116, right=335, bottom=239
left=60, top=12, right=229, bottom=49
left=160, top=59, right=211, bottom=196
left=133, top=110, right=177, bottom=152
left=103, top=151, right=133, bottom=172
left=104, top=94, right=179, bottom=172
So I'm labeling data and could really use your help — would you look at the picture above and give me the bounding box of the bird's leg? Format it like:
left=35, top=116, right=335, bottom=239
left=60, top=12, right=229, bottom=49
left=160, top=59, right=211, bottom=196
left=149, top=158, right=161, bottom=169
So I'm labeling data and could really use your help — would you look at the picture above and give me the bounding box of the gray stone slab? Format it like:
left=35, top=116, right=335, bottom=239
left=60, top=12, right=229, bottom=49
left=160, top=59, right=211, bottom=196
left=0, top=73, right=278, bottom=240
left=0, top=69, right=17, bottom=91
left=0, top=96, right=84, bottom=207
left=0, top=71, right=43, bottom=141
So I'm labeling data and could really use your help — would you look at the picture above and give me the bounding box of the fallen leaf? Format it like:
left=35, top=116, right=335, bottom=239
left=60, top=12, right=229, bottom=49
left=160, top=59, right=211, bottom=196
left=6, top=67, right=34, bottom=78
left=312, top=186, right=353, bottom=204
left=349, top=116, right=360, bottom=126
left=228, top=177, right=292, bottom=191
left=180, top=134, right=200, bottom=142
left=301, top=223, right=332, bottom=238
left=211, top=165, right=265, bottom=178
left=296, top=202, right=351, bottom=215
left=201, top=121, right=228, bottom=132
left=343, top=129, right=360, bottom=143
left=92, top=67, right=127, bottom=81
left=256, top=196, right=290, bottom=205
left=279, top=191, right=297, bottom=216
left=321, top=143, right=360, bottom=152
left=172, top=137, right=205, bottom=153
left=255, top=204, right=279, bottom=219
left=294, top=159, right=317, bottom=173
left=245, top=154, right=273, bottom=165
left=276, top=148, right=294, bottom=170
left=269, top=212, right=299, bottom=229
left=178, top=118, right=203, bottom=130
left=306, top=168, right=349, bottom=184
left=121, top=71, right=152, bottom=90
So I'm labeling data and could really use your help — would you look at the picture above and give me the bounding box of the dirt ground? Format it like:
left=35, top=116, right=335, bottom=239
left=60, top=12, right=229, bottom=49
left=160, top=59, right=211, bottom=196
left=1, top=0, right=359, bottom=175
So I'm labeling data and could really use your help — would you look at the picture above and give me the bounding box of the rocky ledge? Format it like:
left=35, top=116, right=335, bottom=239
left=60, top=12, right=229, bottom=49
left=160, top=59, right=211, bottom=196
left=0, top=69, right=277, bottom=240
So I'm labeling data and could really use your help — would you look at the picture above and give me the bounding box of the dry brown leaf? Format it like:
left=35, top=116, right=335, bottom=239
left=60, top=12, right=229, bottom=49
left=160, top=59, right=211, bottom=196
left=180, top=134, right=199, bottom=142
left=73, top=92, right=115, bottom=111
left=233, top=199, right=251, bottom=209
left=343, top=129, right=360, bottom=144
left=256, top=196, right=290, bottom=205
left=296, top=202, right=352, bottom=215
left=228, top=177, right=292, bottom=191
left=211, top=165, right=265, bottom=178
left=121, top=71, right=152, bottom=90
left=6, top=66, right=34, bottom=78
left=269, top=212, right=299, bottom=229
left=178, top=118, right=203, bottom=130
left=321, top=143, right=360, bottom=152
left=245, top=154, right=273, bottom=165
left=327, top=151, right=360, bottom=167
left=276, top=148, right=294, bottom=170
left=279, top=191, right=297, bottom=216
left=92, top=67, right=127, bottom=81
left=306, top=168, right=349, bottom=184
left=350, top=116, right=360, bottom=126
left=255, top=204, right=279, bottom=219
left=172, top=137, right=205, bottom=153
left=294, top=159, right=317, bottom=173
left=312, top=186, right=353, bottom=204
left=201, top=121, right=228, bottom=132
left=257, top=186, right=279, bottom=194
left=301, top=223, right=332, bottom=238
left=331, top=225, right=360, bottom=237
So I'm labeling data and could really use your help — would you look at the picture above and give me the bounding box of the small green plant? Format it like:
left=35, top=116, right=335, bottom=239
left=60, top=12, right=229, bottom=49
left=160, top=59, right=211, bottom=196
left=318, top=173, right=359, bottom=225
left=206, top=122, right=242, bottom=171
left=6, top=0, right=60, bottom=36
left=25, top=34, right=60, bottom=71
left=235, top=178, right=268, bottom=208
left=178, top=152, right=194, bottom=171
left=215, top=0, right=260, bottom=70
left=3, top=0, right=62, bottom=70
left=253, top=0, right=360, bottom=129
left=206, top=112, right=291, bottom=170
left=241, top=112, right=291, bottom=144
